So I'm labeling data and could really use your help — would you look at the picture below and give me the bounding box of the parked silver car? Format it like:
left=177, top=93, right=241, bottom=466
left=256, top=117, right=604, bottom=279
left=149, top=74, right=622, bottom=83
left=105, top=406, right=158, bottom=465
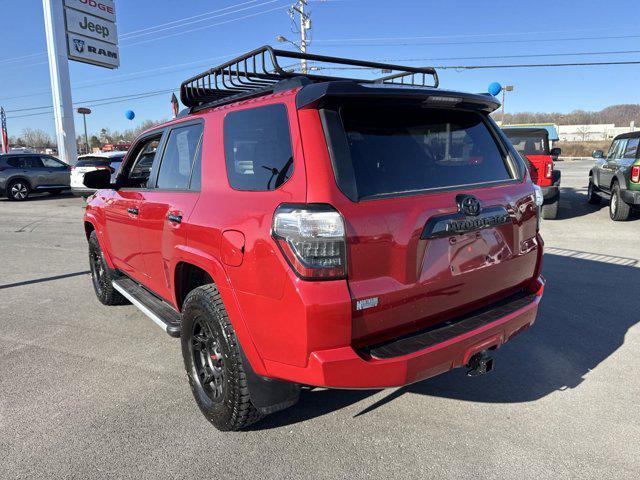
left=0, top=153, right=70, bottom=200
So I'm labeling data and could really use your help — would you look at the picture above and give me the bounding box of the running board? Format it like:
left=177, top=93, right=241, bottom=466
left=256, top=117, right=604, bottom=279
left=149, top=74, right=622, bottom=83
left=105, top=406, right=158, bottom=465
left=112, top=277, right=181, bottom=338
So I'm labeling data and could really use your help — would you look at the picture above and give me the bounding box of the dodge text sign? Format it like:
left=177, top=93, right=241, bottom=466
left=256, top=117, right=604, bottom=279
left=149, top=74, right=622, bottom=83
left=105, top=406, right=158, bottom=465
left=67, top=32, right=119, bottom=69
left=65, top=8, right=117, bottom=45
left=64, top=0, right=116, bottom=22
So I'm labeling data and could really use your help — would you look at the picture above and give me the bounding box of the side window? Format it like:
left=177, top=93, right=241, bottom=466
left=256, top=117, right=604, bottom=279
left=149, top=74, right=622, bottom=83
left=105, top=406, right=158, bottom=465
left=124, top=136, right=161, bottom=188
left=156, top=123, right=203, bottom=190
left=41, top=157, right=66, bottom=169
left=6, top=158, right=21, bottom=168
left=22, top=157, right=44, bottom=169
left=623, top=138, right=639, bottom=158
left=610, top=139, right=627, bottom=160
left=224, top=104, right=294, bottom=191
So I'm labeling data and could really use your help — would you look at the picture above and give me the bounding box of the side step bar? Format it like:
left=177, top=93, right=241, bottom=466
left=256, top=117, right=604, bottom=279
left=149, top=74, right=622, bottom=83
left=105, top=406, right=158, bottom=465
left=112, top=277, right=181, bottom=338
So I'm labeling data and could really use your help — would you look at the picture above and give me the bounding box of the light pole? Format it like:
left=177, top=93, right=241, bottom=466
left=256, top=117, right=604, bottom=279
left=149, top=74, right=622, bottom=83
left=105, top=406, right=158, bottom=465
left=501, top=85, right=514, bottom=125
left=276, top=0, right=311, bottom=74
left=76, top=107, right=91, bottom=154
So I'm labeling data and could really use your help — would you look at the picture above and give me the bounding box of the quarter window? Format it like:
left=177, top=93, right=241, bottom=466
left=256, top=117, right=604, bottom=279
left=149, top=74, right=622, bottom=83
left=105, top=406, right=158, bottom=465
left=156, top=124, right=203, bottom=190
left=224, top=104, right=294, bottom=191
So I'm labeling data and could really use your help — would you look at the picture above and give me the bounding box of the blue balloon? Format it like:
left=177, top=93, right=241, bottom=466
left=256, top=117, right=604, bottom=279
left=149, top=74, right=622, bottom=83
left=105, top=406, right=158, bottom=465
left=125, top=110, right=135, bottom=120
left=488, top=82, right=502, bottom=96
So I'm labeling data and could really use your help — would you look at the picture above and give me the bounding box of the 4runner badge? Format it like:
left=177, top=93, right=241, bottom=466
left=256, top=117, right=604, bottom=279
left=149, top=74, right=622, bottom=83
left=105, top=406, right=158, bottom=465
left=420, top=202, right=512, bottom=239
left=356, top=297, right=379, bottom=311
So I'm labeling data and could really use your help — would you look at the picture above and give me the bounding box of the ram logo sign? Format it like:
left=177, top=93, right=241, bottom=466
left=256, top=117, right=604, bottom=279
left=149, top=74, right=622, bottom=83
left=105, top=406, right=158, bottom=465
left=66, top=32, right=119, bottom=69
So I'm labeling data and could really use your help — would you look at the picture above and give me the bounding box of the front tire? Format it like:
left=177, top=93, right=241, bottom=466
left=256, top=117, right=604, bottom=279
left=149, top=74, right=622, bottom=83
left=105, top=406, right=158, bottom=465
left=181, top=284, right=263, bottom=431
left=88, top=231, right=127, bottom=305
left=541, top=197, right=559, bottom=220
left=7, top=180, right=30, bottom=201
left=610, top=182, right=631, bottom=221
left=586, top=179, right=600, bottom=205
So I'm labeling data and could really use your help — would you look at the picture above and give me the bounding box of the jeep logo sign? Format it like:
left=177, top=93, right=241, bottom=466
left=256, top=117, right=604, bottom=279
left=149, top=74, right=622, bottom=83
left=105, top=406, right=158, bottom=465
left=67, top=32, right=119, bottom=69
left=64, top=0, right=116, bottom=23
left=65, top=8, right=118, bottom=45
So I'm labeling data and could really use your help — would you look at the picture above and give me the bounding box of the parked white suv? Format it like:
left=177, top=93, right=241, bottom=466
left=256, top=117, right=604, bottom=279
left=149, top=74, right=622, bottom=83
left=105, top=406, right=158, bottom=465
left=71, top=151, right=126, bottom=197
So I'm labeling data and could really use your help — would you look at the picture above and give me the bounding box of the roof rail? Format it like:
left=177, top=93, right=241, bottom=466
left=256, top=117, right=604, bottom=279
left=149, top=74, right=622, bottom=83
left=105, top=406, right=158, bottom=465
left=180, top=45, right=439, bottom=110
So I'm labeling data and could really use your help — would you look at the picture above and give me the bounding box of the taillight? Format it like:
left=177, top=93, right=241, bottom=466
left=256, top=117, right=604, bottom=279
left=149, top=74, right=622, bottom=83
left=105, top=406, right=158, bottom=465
left=272, top=204, right=346, bottom=280
left=545, top=162, right=553, bottom=179
left=632, top=165, right=640, bottom=183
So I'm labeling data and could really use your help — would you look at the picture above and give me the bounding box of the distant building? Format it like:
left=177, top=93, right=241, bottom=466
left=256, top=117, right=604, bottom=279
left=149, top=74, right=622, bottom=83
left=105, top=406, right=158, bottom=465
left=557, top=122, right=636, bottom=142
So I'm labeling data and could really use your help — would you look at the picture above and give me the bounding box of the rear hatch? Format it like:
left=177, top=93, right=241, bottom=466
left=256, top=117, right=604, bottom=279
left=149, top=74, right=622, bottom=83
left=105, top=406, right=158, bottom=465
left=322, top=104, right=539, bottom=345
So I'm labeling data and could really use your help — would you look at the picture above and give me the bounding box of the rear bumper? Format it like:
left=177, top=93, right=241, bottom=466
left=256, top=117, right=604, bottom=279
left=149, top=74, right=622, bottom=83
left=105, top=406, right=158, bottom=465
left=264, top=276, right=545, bottom=389
left=621, top=189, right=640, bottom=205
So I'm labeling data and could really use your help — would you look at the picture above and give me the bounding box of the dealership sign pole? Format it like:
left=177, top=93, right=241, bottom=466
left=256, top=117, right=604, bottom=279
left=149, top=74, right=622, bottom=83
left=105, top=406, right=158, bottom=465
left=42, top=0, right=119, bottom=165
left=43, top=0, right=77, bottom=165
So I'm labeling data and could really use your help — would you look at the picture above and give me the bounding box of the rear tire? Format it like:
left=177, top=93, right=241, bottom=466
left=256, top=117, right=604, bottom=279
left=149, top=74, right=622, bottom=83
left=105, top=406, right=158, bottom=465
left=541, top=197, right=559, bottom=220
left=88, top=231, right=127, bottom=305
left=181, top=284, right=263, bottom=431
left=7, top=180, right=30, bottom=201
left=586, top=179, right=600, bottom=205
left=609, top=182, right=631, bottom=221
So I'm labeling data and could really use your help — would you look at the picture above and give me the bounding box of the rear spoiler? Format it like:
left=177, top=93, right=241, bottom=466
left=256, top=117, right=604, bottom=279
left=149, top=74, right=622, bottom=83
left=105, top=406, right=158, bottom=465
left=296, top=82, right=501, bottom=113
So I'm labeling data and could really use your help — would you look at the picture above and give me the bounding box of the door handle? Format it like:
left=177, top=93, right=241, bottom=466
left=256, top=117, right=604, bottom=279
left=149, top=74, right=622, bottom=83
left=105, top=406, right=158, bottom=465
left=127, top=207, right=139, bottom=215
left=167, top=212, right=183, bottom=224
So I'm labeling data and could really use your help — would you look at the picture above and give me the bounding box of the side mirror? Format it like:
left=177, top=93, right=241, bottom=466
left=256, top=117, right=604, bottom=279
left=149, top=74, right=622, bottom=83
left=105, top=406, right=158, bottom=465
left=83, top=169, right=113, bottom=189
left=592, top=150, right=604, bottom=159
left=550, top=147, right=561, bottom=157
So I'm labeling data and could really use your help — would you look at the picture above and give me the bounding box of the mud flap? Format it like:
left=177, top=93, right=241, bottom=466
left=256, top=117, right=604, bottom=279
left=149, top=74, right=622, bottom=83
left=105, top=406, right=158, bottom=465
left=239, top=347, right=300, bottom=415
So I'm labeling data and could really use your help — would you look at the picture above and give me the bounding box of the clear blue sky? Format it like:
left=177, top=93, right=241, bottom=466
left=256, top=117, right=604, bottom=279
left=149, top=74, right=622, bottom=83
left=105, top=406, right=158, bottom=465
left=1, top=0, right=639, bottom=139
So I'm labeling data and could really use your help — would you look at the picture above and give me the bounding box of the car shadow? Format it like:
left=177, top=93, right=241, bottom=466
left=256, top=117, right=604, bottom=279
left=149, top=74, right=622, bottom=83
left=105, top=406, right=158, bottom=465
left=0, top=192, right=78, bottom=202
left=250, top=251, right=639, bottom=430
left=556, top=186, right=639, bottom=221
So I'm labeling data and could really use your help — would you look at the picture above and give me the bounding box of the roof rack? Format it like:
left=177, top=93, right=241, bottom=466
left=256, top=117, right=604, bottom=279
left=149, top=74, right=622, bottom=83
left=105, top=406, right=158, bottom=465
left=180, top=45, right=439, bottom=110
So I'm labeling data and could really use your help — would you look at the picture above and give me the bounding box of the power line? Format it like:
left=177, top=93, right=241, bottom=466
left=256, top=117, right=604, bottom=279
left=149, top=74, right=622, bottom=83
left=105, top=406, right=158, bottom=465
left=313, top=26, right=639, bottom=43
left=436, top=60, right=640, bottom=70
left=120, top=4, right=290, bottom=48
left=311, top=34, right=640, bottom=48
left=119, top=0, right=264, bottom=38
left=119, top=0, right=278, bottom=41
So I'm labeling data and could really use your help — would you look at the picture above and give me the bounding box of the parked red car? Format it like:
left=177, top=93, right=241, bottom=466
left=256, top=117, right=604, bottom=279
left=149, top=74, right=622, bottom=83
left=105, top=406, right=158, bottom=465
left=83, top=47, right=545, bottom=430
left=503, top=127, right=561, bottom=219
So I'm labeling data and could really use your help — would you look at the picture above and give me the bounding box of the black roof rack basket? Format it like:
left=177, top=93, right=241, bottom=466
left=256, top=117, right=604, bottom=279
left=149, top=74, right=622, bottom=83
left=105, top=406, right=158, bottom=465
left=180, top=45, right=439, bottom=109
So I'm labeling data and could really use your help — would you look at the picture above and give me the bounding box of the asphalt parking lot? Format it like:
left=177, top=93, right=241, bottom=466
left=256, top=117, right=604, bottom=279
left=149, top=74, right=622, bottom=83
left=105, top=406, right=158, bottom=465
left=1, top=159, right=638, bottom=479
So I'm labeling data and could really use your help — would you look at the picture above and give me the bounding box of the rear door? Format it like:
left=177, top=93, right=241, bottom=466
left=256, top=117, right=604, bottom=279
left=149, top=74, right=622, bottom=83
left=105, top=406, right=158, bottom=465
left=137, top=121, right=203, bottom=301
left=322, top=105, right=538, bottom=344
left=40, top=156, right=70, bottom=187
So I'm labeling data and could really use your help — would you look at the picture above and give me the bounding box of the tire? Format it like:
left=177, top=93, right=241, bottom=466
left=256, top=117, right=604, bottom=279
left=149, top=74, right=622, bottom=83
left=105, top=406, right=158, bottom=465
left=541, top=197, right=559, bottom=220
left=586, top=179, right=600, bottom=205
left=88, top=231, right=127, bottom=305
left=181, top=284, right=263, bottom=431
left=609, top=182, right=632, bottom=221
left=7, top=179, right=30, bottom=201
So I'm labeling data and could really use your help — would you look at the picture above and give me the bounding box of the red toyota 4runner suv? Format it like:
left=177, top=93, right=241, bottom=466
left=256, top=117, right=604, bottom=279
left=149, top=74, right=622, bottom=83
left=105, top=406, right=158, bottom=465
left=502, top=127, right=561, bottom=219
left=83, top=47, right=545, bottom=430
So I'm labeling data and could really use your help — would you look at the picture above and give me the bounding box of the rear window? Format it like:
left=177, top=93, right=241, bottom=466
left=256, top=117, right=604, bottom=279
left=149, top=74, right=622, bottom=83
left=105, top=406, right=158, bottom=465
left=331, top=106, right=513, bottom=200
left=76, top=156, right=124, bottom=167
left=504, top=131, right=549, bottom=155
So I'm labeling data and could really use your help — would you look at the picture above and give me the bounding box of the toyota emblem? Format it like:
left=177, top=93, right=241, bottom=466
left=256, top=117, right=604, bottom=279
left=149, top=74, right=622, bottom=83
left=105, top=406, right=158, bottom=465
left=457, top=194, right=481, bottom=216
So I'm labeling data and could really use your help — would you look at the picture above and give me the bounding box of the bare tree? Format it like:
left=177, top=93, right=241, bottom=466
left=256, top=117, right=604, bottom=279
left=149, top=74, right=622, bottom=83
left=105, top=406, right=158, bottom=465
left=20, top=128, right=53, bottom=148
